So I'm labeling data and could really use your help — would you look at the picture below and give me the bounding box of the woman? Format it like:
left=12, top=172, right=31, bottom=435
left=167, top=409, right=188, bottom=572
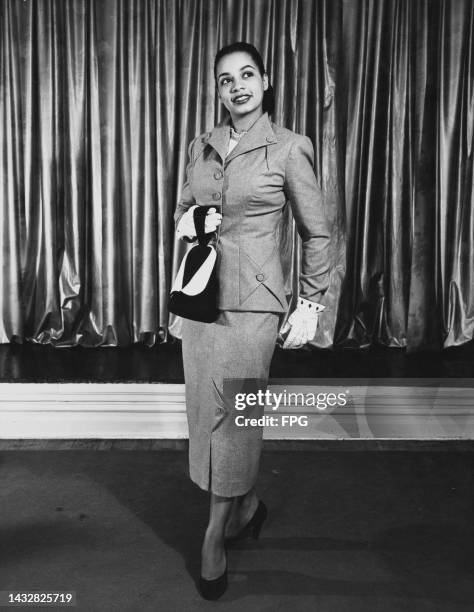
left=174, top=42, right=330, bottom=599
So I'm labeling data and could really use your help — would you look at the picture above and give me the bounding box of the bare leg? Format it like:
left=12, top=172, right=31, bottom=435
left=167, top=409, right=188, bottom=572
left=224, top=486, right=259, bottom=538
left=201, top=493, right=233, bottom=580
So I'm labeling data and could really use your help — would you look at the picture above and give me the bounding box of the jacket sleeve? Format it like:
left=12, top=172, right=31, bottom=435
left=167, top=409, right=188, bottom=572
left=284, top=135, right=331, bottom=303
left=174, top=137, right=198, bottom=238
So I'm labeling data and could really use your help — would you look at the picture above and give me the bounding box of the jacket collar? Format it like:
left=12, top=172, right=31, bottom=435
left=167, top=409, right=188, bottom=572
left=206, top=112, right=277, bottom=164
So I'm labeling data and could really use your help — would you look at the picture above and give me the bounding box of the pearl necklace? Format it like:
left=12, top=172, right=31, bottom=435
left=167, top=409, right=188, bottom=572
left=230, top=126, right=248, bottom=139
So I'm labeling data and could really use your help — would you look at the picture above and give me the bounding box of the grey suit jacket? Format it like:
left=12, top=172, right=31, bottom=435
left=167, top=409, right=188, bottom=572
left=174, top=112, right=330, bottom=313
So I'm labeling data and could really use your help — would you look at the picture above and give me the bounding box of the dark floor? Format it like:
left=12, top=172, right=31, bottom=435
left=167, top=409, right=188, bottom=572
left=0, top=340, right=474, bottom=382
left=1, top=344, right=473, bottom=609
left=0, top=450, right=473, bottom=611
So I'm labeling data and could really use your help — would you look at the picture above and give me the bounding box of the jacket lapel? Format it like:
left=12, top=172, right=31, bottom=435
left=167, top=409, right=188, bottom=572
left=206, top=112, right=278, bottom=165
left=206, top=120, right=230, bottom=162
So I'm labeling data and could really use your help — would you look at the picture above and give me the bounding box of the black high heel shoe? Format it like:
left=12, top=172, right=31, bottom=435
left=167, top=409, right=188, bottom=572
left=199, top=560, right=228, bottom=600
left=226, top=500, right=267, bottom=542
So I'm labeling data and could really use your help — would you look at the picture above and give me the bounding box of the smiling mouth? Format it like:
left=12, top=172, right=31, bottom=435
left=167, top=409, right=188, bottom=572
left=232, top=95, right=251, bottom=104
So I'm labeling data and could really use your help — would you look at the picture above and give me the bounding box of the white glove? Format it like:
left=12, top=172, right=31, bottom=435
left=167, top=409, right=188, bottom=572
left=281, top=297, right=325, bottom=349
left=176, top=205, right=222, bottom=240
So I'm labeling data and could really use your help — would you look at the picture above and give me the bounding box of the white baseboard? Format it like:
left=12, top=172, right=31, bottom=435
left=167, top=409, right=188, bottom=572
left=0, top=383, right=473, bottom=440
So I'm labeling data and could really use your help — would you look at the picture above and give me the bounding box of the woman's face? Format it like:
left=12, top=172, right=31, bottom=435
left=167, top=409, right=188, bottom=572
left=216, top=51, right=268, bottom=121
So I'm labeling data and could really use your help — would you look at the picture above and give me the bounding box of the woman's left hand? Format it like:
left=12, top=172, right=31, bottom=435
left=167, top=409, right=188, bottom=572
left=280, top=298, right=325, bottom=349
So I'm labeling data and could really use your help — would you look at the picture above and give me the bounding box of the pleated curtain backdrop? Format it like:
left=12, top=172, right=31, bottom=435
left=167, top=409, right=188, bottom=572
left=339, top=0, right=474, bottom=350
left=0, top=0, right=473, bottom=351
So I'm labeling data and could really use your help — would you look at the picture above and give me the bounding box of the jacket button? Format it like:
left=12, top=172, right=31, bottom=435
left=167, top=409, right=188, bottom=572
left=256, top=273, right=266, bottom=282
left=214, top=170, right=223, bottom=180
left=266, top=136, right=273, bottom=143
left=212, top=192, right=221, bottom=200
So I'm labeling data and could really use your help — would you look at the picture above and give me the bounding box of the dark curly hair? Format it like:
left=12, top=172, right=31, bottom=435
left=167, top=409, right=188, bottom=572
left=214, top=42, right=275, bottom=116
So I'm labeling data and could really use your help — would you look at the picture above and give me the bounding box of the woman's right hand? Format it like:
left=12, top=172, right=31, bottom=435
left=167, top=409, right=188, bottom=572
left=178, top=206, right=222, bottom=238
left=204, top=207, right=223, bottom=233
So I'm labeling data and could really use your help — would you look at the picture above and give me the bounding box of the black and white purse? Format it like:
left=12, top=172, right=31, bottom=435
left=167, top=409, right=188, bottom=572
left=168, top=206, right=220, bottom=323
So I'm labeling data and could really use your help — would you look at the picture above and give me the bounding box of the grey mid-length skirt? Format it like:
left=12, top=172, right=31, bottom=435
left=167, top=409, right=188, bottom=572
left=181, top=310, right=281, bottom=497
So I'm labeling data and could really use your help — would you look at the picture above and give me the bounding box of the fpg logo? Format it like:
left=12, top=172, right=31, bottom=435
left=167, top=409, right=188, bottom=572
left=281, top=415, right=309, bottom=427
